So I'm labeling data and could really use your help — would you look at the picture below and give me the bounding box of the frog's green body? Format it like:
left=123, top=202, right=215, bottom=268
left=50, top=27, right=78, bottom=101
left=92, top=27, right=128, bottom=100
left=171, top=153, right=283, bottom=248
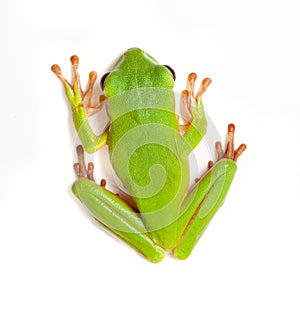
left=52, top=48, right=245, bottom=262
left=106, top=50, right=190, bottom=250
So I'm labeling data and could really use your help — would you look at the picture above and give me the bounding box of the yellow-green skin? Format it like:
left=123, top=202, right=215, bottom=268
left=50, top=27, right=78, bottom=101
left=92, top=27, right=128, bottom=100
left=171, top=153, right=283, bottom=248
left=59, top=48, right=237, bottom=263
left=106, top=50, right=191, bottom=250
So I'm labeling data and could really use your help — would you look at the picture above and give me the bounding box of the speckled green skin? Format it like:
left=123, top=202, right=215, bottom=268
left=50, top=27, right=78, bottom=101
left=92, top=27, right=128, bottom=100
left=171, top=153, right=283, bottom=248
left=56, top=48, right=237, bottom=262
left=105, top=49, right=190, bottom=250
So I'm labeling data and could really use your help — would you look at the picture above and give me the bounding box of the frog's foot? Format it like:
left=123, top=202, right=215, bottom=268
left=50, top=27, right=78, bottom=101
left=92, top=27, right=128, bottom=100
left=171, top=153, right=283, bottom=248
left=185, top=72, right=212, bottom=103
left=72, top=144, right=165, bottom=263
left=51, top=56, right=104, bottom=116
left=74, top=145, right=134, bottom=205
left=73, top=145, right=107, bottom=187
left=207, top=124, right=247, bottom=170
left=179, top=73, right=212, bottom=130
left=74, top=145, right=95, bottom=182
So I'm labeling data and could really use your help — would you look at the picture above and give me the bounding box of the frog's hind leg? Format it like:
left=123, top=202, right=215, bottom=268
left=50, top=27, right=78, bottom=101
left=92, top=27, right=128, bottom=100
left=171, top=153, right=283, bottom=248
left=173, top=124, right=246, bottom=260
left=72, top=145, right=165, bottom=263
left=73, top=145, right=96, bottom=182
left=208, top=124, right=246, bottom=167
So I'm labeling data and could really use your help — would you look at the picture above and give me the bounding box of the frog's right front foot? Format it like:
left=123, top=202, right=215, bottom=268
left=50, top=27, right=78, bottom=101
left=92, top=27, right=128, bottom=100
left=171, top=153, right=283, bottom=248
left=51, top=56, right=103, bottom=115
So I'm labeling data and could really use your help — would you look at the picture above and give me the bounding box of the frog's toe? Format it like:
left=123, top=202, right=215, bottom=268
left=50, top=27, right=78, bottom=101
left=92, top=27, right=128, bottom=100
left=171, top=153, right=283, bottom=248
left=207, top=124, right=247, bottom=170
left=73, top=145, right=95, bottom=182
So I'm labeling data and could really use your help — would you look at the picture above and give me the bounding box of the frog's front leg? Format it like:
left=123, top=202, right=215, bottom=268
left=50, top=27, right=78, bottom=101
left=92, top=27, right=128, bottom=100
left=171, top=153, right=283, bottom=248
left=72, top=145, right=165, bottom=263
left=174, top=124, right=246, bottom=260
left=51, top=56, right=107, bottom=153
left=181, top=73, right=212, bottom=153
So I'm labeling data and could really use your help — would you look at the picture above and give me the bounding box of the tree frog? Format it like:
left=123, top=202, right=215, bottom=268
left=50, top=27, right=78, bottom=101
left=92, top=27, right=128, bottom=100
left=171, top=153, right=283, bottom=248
left=51, top=48, right=246, bottom=263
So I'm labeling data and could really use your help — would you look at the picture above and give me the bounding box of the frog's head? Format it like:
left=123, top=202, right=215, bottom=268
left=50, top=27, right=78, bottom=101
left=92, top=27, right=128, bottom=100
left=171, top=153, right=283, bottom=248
left=101, top=48, right=175, bottom=97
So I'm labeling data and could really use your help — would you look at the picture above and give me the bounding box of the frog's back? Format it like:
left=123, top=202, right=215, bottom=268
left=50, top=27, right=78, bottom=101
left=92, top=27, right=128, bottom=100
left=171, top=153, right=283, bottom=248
left=104, top=48, right=190, bottom=246
left=107, top=94, right=190, bottom=240
left=107, top=87, right=189, bottom=208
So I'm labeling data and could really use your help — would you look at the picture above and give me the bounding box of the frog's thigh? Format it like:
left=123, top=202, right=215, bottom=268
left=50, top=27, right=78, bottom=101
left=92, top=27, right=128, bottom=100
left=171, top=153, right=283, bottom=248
left=72, top=178, right=165, bottom=263
left=174, top=159, right=237, bottom=260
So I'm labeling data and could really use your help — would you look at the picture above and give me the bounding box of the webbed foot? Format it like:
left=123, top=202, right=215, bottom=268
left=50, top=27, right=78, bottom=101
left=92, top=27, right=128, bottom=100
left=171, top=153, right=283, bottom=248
left=73, top=145, right=106, bottom=187
left=51, top=56, right=104, bottom=116
left=208, top=123, right=247, bottom=170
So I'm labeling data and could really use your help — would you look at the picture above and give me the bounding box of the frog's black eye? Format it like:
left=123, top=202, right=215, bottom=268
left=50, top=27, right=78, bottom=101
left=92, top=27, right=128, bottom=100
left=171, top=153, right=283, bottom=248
left=100, top=72, right=110, bottom=90
left=163, top=65, right=176, bottom=81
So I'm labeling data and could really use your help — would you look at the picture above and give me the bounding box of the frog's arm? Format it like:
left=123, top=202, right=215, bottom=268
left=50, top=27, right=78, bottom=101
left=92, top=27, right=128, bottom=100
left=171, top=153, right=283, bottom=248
left=72, top=146, right=165, bottom=263
left=51, top=56, right=107, bottom=153
left=181, top=73, right=211, bottom=154
left=174, top=124, right=246, bottom=259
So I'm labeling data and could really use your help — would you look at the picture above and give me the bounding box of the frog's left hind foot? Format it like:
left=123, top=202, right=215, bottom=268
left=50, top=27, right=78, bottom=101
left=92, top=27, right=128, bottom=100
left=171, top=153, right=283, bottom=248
left=72, top=145, right=165, bottom=263
left=73, top=145, right=107, bottom=187
left=74, top=145, right=96, bottom=182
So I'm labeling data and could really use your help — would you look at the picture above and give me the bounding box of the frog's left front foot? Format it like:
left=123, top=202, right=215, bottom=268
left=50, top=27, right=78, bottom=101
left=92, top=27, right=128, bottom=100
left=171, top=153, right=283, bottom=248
left=208, top=123, right=247, bottom=170
left=51, top=56, right=103, bottom=115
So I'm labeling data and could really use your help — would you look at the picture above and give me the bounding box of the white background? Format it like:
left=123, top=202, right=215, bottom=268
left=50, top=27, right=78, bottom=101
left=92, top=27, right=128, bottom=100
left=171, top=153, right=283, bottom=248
left=1, top=0, right=300, bottom=319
